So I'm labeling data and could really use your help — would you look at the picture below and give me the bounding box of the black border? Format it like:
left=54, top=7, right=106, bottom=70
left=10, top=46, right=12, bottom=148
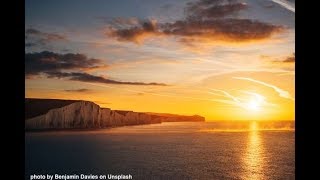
left=296, top=0, right=313, bottom=179
left=4, top=0, right=312, bottom=179
left=4, top=0, right=25, bottom=179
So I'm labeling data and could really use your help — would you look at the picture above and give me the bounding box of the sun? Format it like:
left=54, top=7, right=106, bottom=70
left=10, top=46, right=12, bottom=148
left=247, top=100, right=260, bottom=111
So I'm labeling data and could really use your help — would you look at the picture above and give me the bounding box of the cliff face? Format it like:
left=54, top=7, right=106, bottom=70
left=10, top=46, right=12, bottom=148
left=26, top=101, right=101, bottom=129
left=25, top=99, right=204, bottom=130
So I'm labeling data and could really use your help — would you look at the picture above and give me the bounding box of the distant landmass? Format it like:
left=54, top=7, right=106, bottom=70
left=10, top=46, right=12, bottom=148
left=25, top=98, right=205, bottom=131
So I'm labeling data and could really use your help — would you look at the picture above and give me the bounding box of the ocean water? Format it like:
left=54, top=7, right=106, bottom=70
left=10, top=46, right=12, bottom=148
left=25, top=122, right=295, bottom=180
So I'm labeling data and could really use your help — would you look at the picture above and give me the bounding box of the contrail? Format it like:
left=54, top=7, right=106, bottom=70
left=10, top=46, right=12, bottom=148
left=208, top=89, right=253, bottom=110
left=233, top=77, right=294, bottom=100
left=209, top=89, right=241, bottom=103
left=271, top=0, right=295, bottom=13
left=241, top=91, right=265, bottom=102
left=207, top=91, right=231, bottom=98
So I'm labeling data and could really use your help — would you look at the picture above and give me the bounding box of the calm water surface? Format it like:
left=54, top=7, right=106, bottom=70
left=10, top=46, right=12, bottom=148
left=25, top=122, right=295, bottom=180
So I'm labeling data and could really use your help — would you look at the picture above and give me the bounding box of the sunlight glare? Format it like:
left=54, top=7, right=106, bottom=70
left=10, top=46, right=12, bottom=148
left=247, top=99, right=260, bottom=111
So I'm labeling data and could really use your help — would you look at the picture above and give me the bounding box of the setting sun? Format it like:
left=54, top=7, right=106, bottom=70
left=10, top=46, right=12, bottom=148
left=247, top=100, right=260, bottom=111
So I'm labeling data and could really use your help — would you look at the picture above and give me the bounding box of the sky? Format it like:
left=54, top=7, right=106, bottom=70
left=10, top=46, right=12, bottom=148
left=25, top=0, right=295, bottom=121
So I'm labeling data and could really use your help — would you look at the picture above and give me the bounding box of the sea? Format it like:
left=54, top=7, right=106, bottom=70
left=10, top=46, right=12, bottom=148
left=25, top=121, right=295, bottom=180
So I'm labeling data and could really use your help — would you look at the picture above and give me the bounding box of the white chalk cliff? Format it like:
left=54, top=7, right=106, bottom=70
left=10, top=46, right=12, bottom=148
left=25, top=99, right=205, bottom=130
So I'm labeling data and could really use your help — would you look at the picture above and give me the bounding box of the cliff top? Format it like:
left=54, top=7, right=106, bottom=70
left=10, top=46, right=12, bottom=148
left=25, top=98, right=81, bottom=119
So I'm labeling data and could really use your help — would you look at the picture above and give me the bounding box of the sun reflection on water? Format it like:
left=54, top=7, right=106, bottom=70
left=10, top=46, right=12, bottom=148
left=243, top=121, right=265, bottom=180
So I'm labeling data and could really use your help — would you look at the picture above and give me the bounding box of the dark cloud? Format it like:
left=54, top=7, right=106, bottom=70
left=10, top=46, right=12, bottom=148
left=283, top=53, right=295, bottom=63
left=25, top=28, right=67, bottom=47
left=46, top=71, right=167, bottom=86
left=26, top=51, right=167, bottom=86
left=107, top=19, right=158, bottom=42
left=108, top=18, right=282, bottom=43
left=106, top=0, right=283, bottom=44
left=26, top=28, right=42, bottom=35
left=64, top=89, right=91, bottom=92
left=25, top=51, right=107, bottom=76
left=26, top=28, right=66, bottom=41
left=162, top=19, right=282, bottom=40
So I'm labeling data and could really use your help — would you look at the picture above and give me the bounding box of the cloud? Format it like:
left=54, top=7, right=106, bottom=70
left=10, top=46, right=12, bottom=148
left=108, top=19, right=282, bottom=44
left=46, top=71, right=167, bottom=86
left=64, top=89, right=92, bottom=92
left=106, top=19, right=158, bottom=43
left=25, top=51, right=167, bottom=86
left=25, top=28, right=67, bottom=47
left=26, top=28, right=41, bottom=34
left=161, top=19, right=282, bottom=41
left=282, top=53, right=295, bottom=63
left=25, top=51, right=108, bottom=76
left=265, top=53, right=295, bottom=63
left=26, top=28, right=66, bottom=41
left=106, top=0, right=283, bottom=44
left=233, top=77, right=294, bottom=100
